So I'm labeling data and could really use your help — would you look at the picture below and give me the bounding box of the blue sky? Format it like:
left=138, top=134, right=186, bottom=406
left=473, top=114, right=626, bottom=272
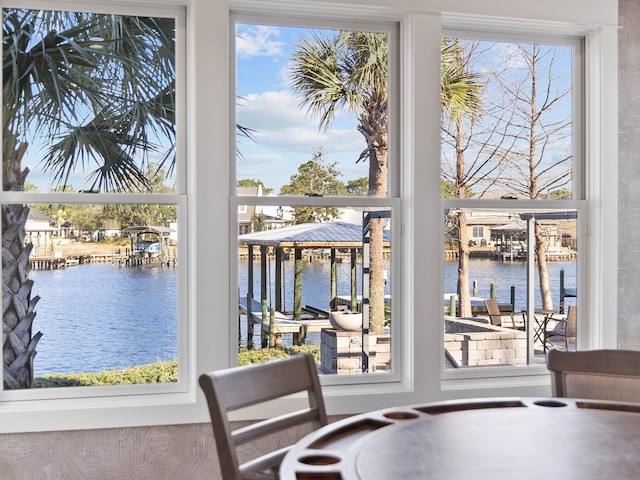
left=235, top=24, right=368, bottom=193
left=26, top=22, right=368, bottom=194
left=22, top=23, right=574, bottom=196
left=236, top=27, right=574, bottom=196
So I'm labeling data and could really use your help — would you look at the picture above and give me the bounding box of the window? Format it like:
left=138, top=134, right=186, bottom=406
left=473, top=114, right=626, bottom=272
left=440, top=30, right=585, bottom=369
left=1, top=5, right=186, bottom=395
left=471, top=226, right=484, bottom=239
left=233, top=17, right=400, bottom=378
left=0, top=0, right=617, bottom=434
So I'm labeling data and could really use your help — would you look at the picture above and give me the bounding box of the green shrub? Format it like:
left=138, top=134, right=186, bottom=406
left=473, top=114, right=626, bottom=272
left=34, top=359, right=178, bottom=388
left=238, top=345, right=320, bottom=366
left=34, top=347, right=321, bottom=388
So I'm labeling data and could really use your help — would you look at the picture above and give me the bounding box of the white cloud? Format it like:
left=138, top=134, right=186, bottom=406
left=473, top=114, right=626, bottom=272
left=237, top=90, right=311, bottom=130
left=240, top=153, right=283, bottom=167
left=237, top=90, right=361, bottom=149
left=236, top=25, right=285, bottom=58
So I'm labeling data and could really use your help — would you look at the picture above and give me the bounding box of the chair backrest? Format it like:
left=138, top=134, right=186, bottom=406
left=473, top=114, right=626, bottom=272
left=547, top=349, right=640, bottom=403
left=565, top=305, right=577, bottom=338
left=484, top=298, right=502, bottom=326
left=199, top=352, right=328, bottom=480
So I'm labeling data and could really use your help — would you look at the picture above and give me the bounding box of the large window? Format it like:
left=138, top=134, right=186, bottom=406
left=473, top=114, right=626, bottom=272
left=233, top=18, right=400, bottom=378
left=1, top=6, right=185, bottom=394
left=441, top=33, right=583, bottom=369
left=0, top=0, right=618, bottom=434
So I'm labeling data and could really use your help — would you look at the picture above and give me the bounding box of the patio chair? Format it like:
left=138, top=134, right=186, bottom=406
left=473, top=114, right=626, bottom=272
left=546, top=349, right=640, bottom=403
left=484, top=298, right=523, bottom=330
left=199, top=352, right=328, bottom=480
left=543, top=305, right=576, bottom=352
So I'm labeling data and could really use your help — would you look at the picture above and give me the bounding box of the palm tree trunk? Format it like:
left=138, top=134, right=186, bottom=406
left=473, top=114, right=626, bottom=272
left=366, top=134, right=387, bottom=336
left=368, top=217, right=386, bottom=334
left=3, top=204, right=41, bottom=388
left=2, top=138, right=41, bottom=389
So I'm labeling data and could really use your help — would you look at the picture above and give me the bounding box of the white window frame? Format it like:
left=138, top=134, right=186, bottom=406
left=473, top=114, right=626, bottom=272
left=0, top=0, right=193, bottom=432
left=436, top=16, right=618, bottom=392
left=0, top=0, right=617, bottom=433
left=230, top=13, right=403, bottom=390
left=440, top=29, right=584, bottom=373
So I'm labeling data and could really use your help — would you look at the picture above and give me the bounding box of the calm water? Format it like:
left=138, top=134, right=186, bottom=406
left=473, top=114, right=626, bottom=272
left=238, top=258, right=392, bottom=314
left=28, top=257, right=575, bottom=375
left=239, top=257, right=575, bottom=313
left=444, top=258, right=577, bottom=310
left=30, top=263, right=177, bottom=376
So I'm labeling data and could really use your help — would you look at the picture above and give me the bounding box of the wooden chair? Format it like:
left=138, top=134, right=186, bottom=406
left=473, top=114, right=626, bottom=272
left=543, top=305, right=576, bottom=351
left=546, top=349, right=640, bottom=403
left=199, top=352, right=328, bottom=480
left=484, top=298, right=523, bottom=330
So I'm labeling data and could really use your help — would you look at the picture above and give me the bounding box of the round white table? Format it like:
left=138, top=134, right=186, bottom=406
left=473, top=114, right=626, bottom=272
left=280, top=397, right=640, bottom=479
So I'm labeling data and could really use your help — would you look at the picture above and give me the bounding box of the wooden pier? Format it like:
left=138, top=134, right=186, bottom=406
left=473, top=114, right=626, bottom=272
left=238, top=297, right=332, bottom=348
left=29, top=256, right=67, bottom=270
left=29, top=250, right=176, bottom=270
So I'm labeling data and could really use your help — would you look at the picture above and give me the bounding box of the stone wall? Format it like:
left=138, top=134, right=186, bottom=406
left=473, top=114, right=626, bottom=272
left=445, top=317, right=527, bottom=367
left=320, top=329, right=391, bottom=374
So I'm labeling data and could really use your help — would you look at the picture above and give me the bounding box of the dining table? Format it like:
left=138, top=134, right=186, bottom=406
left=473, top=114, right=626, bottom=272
left=279, top=397, right=640, bottom=479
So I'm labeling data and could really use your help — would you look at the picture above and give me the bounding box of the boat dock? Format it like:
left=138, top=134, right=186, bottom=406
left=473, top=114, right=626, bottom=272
left=29, top=250, right=176, bottom=270
left=238, top=297, right=332, bottom=348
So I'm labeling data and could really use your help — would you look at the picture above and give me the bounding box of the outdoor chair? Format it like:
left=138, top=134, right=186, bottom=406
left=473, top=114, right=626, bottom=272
left=199, top=352, right=328, bottom=480
left=484, top=298, right=523, bottom=330
left=543, top=305, right=576, bottom=352
left=546, top=349, right=640, bottom=403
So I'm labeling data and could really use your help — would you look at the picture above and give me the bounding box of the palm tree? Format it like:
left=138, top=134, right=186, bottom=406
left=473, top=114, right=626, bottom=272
left=290, top=31, right=389, bottom=335
left=2, top=9, right=175, bottom=388
left=441, top=40, right=482, bottom=317
left=290, top=32, right=482, bottom=333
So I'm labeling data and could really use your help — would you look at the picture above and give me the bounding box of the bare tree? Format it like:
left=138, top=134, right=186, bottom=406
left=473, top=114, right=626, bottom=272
left=493, top=44, right=572, bottom=310
left=442, top=40, right=572, bottom=314
left=441, top=40, right=509, bottom=317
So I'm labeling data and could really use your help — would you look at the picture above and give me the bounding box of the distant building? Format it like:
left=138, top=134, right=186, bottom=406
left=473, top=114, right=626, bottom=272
left=25, top=210, right=56, bottom=256
left=237, top=185, right=291, bottom=233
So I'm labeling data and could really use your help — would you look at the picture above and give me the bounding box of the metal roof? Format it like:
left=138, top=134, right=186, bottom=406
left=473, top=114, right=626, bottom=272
left=490, top=222, right=527, bottom=233
left=238, top=221, right=391, bottom=248
left=123, top=225, right=175, bottom=236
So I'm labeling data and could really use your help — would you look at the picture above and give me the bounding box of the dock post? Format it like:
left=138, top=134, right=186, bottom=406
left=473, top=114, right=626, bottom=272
left=490, top=283, right=495, bottom=299
left=449, top=294, right=457, bottom=317
left=298, top=324, right=307, bottom=346
left=560, top=268, right=565, bottom=313
left=262, top=299, right=268, bottom=348
left=510, top=286, right=516, bottom=312
left=350, top=249, right=358, bottom=312
left=294, top=249, right=302, bottom=321
left=269, top=306, right=276, bottom=348
left=246, top=292, right=254, bottom=349
left=473, top=280, right=478, bottom=297
left=330, top=249, right=337, bottom=310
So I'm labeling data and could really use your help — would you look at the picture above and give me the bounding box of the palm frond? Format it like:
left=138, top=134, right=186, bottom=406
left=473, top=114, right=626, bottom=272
left=441, top=40, right=482, bottom=122
left=3, top=8, right=176, bottom=191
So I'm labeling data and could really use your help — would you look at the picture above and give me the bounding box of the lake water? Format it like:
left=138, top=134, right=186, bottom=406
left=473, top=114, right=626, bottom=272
left=30, top=263, right=177, bottom=376
left=239, top=257, right=576, bottom=313
left=28, top=257, right=576, bottom=375
left=444, top=258, right=577, bottom=309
